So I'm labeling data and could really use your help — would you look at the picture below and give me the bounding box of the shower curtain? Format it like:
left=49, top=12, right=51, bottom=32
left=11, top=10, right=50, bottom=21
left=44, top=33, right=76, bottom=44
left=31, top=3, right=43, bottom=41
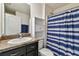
left=47, top=9, right=79, bottom=56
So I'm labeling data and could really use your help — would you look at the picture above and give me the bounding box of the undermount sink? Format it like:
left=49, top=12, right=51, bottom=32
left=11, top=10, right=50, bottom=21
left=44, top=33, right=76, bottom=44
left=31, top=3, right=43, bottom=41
left=8, top=37, right=32, bottom=44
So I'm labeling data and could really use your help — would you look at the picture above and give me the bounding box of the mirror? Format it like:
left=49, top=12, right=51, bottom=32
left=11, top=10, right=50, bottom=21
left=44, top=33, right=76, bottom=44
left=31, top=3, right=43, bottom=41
left=0, top=3, right=4, bottom=35
left=0, top=16, right=1, bottom=35
left=4, top=3, right=30, bottom=35
left=0, top=7, right=1, bottom=35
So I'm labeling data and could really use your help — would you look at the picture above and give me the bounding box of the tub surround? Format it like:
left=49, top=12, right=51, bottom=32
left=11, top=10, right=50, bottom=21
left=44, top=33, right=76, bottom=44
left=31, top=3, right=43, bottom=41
left=0, top=33, right=39, bottom=53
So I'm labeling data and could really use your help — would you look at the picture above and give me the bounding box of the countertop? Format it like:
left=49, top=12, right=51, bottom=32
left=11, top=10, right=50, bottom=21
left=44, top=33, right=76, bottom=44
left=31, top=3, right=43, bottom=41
left=0, top=37, right=40, bottom=53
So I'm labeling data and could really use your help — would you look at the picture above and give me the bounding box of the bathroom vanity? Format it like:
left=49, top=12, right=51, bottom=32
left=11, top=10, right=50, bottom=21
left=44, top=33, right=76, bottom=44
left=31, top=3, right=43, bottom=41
left=0, top=3, right=39, bottom=56
left=0, top=36, right=39, bottom=56
left=0, top=42, right=38, bottom=56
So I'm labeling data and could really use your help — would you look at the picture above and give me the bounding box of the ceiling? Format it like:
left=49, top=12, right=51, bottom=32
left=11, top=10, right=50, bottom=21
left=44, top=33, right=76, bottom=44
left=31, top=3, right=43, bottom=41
left=45, top=3, right=69, bottom=16
left=5, top=3, right=30, bottom=14
left=46, top=3, right=69, bottom=10
left=5, top=3, right=69, bottom=16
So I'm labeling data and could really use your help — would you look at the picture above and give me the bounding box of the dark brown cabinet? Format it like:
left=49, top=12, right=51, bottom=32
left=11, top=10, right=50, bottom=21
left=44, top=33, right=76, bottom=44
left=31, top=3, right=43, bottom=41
left=0, top=42, right=38, bottom=56
left=26, top=42, right=38, bottom=56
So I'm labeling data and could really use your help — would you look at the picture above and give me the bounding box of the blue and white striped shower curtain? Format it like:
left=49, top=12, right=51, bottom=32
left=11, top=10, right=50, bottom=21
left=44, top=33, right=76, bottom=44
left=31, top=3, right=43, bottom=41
left=47, top=9, right=79, bottom=56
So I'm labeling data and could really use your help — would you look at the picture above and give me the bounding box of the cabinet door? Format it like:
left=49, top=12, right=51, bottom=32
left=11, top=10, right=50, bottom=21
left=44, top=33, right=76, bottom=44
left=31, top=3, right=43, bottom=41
left=0, top=46, right=26, bottom=56
left=26, top=42, right=38, bottom=52
left=27, top=50, right=38, bottom=56
left=26, top=42, right=38, bottom=56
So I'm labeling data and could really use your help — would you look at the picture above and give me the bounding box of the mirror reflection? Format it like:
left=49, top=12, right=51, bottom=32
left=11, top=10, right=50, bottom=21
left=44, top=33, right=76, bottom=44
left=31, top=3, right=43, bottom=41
left=4, top=3, right=30, bottom=35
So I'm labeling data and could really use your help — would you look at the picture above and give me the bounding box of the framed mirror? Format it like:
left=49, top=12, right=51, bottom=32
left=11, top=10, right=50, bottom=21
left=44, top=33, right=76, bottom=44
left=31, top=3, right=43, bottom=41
left=4, top=3, right=30, bottom=35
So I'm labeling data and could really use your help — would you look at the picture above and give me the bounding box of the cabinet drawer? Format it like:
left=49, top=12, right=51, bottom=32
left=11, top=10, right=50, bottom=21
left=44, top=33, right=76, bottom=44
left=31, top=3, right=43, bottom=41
left=26, top=42, right=38, bottom=52
left=0, top=46, right=26, bottom=56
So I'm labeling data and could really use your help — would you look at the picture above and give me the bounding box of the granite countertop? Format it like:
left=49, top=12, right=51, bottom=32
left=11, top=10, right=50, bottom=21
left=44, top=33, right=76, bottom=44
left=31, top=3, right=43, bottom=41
left=0, top=37, right=40, bottom=53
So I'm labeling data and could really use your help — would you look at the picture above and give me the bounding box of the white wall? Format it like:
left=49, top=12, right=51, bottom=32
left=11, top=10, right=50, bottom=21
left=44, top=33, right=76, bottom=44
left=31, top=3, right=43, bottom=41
left=0, top=4, right=2, bottom=35
left=5, top=13, right=21, bottom=35
left=30, top=3, right=46, bottom=48
left=30, top=3, right=45, bottom=37
left=16, top=11, right=30, bottom=25
left=30, top=3, right=44, bottom=19
left=42, top=4, right=45, bottom=19
left=0, top=3, right=4, bottom=35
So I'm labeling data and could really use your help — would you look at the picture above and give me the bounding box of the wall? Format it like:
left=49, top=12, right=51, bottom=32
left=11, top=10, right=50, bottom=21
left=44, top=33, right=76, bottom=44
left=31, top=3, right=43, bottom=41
left=16, top=11, right=30, bottom=33
left=5, top=13, right=21, bottom=35
left=0, top=3, right=4, bottom=35
left=53, top=3, right=79, bottom=14
left=30, top=3, right=45, bottom=37
left=30, top=3, right=44, bottom=19
left=16, top=11, right=30, bottom=25
left=30, top=3, right=46, bottom=48
left=0, top=4, right=2, bottom=35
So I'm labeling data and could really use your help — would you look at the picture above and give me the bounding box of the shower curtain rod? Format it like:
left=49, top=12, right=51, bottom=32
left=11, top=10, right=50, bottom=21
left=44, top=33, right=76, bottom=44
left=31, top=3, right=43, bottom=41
left=49, top=6, right=79, bottom=17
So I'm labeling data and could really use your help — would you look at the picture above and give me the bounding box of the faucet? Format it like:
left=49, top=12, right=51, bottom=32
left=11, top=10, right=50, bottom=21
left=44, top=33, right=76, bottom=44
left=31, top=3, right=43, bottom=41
left=18, top=33, right=22, bottom=39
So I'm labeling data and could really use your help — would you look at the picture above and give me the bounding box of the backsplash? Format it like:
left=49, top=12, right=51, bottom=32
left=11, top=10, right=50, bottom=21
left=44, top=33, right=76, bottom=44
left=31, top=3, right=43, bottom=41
left=0, top=33, right=31, bottom=41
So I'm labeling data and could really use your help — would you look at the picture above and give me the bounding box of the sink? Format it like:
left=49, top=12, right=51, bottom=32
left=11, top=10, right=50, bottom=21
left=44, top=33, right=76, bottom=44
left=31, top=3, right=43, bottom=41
left=8, top=37, right=32, bottom=44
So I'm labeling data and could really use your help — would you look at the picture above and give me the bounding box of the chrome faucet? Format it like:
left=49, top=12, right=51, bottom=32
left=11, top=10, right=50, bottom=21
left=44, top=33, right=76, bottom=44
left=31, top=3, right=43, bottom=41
left=18, top=33, right=22, bottom=39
